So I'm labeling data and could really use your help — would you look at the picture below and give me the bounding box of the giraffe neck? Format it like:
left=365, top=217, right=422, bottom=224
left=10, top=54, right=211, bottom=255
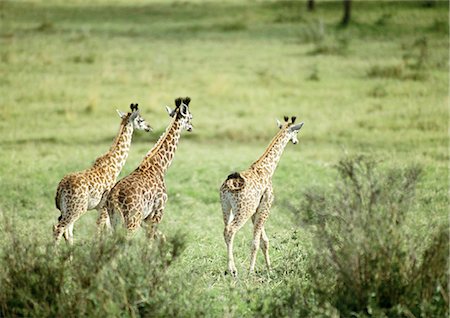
left=139, top=116, right=182, bottom=174
left=98, top=118, right=134, bottom=179
left=250, top=130, right=290, bottom=179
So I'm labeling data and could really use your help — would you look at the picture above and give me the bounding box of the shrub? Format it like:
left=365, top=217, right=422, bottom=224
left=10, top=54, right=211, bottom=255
left=367, top=64, right=404, bottom=79
left=368, top=85, right=387, bottom=98
left=0, top=221, right=187, bottom=317
left=298, top=19, right=326, bottom=44
left=402, top=36, right=429, bottom=71
left=306, top=64, right=320, bottom=81
left=253, top=155, right=448, bottom=317
left=374, top=12, right=393, bottom=26
left=310, top=34, right=350, bottom=56
left=301, top=155, right=448, bottom=316
left=299, top=20, right=350, bottom=56
left=35, top=21, right=55, bottom=32
left=369, top=36, right=431, bottom=81
left=429, top=18, right=448, bottom=33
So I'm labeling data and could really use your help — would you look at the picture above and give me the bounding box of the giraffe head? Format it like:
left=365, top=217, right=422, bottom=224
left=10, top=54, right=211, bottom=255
left=117, top=103, right=152, bottom=132
left=277, top=116, right=304, bottom=144
left=165, top=97, right=193, bottom=132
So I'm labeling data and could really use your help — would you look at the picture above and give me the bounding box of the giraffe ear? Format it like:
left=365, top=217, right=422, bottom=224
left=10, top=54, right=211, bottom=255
left=129, top=110, right=139, bottom=121
left=180, top=103, right=188, bottom=117
left=166, top=106, right=175, bottom=117
left=276, top=119, right=282, bottom=129
left=116, top=109, right=126, bottom=119
left=289, top=122, right=304, bottom=132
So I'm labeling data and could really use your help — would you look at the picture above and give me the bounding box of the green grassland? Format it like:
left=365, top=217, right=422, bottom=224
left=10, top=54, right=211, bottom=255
left=0, top=0, right=448, bottom=316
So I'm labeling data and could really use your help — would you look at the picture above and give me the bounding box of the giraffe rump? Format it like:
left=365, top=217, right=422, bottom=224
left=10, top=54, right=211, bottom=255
left=224, top=172, right=245, bottom=191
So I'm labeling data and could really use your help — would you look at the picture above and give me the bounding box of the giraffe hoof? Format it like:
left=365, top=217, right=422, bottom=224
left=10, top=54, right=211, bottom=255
left=224, top=269, right=238, bottom=277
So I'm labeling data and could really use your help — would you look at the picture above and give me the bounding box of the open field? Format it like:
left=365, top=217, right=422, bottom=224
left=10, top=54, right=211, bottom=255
left=0, top=0, right=448, bottom=316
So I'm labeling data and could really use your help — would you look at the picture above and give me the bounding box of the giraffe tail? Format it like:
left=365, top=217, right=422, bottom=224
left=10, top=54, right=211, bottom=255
left=223, top=172, right=245, bottom=191
left=105, top=196, right=124, bottom=231
left=98, top=190, right=109, bottom=210
left=55, top=189, right=61, bottom=211
left=55, top=178, right=68, bottom=212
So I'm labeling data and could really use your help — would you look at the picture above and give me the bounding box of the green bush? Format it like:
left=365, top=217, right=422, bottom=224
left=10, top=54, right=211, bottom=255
left=0, top=222, right=187, bottom=317
left=253, top=155, right=448, bottom=317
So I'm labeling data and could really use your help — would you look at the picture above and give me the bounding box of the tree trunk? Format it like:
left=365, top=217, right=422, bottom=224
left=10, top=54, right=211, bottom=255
left=423, top=0, right=436, bottom=8
left=307, top=0, right=315, bottom=11
left=341, top=0, right=351, bottom=26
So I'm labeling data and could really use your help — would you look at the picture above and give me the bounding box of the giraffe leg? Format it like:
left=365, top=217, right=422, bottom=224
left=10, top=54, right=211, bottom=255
left=54, top=214, right=78, bottom=245
left=249, top=219, right=263, bottom=274
left=53, top=221, right=65, bottom=243
left=221, top=195, right=237, bottom=276
left=96, top=206, right=110, bottom=235
left=65, top=222, right=75, bottom=245
left=96, top=191, right=111, bottom=235
left=54, top=199, right=68, bottom=243
left=125, top=210, right=143, bottom=236
left=251, top=216, right=271, bottom=272
left=143, top=222, right=158, bottom=239
left=54, top=210, right=77, bottom=244
left=142, top=221, right=166, bottom=243
left=221, top=194, right=232, bottom=226
left=260, top=227, right=271, bottom=271
left=61, top=206, right=86, bottom=245
left=144, top=195, right=167, bottom=241
left=249, top=189, right=273, bottom=274
left=54, top=192, right=88, bottom=245
left=224, top=225, right=238, bottom=277
left=223, top=207, right=248, bottom=277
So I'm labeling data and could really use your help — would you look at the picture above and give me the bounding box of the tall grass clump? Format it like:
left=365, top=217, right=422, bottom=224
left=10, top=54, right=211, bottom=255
left=368, top=36, right=431, bottom=81
left=254, top=155, right=448, bottom=317
left=0, top=220, right=187, bottom=317
left=299, top=20, right=350, bottom=56
left=300, top=155, right=448, bottom=316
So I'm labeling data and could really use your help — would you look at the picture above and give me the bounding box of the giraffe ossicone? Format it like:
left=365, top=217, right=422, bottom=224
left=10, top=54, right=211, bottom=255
left=220, top=116, right=304, bottom=277
left=53, top=103, right=152, bottom=244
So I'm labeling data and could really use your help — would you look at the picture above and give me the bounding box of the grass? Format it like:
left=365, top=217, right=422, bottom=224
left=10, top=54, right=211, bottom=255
left=0, top=0, right=448, bottom=316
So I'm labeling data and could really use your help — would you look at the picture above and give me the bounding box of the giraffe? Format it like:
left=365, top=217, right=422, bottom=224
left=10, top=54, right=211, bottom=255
left=220, top=116, right=304, bottom=276
left=53, top=103, right=152, bottom=244
left=106, top=97, right=193, bottom=238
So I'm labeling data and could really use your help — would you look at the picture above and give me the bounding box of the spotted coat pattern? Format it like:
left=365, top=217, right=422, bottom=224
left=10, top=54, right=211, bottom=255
left=220, top=117, right=304, bottom=276
left=53, top=106, right=151, bottom=244
left=106, top=97, right=193, bottom=238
